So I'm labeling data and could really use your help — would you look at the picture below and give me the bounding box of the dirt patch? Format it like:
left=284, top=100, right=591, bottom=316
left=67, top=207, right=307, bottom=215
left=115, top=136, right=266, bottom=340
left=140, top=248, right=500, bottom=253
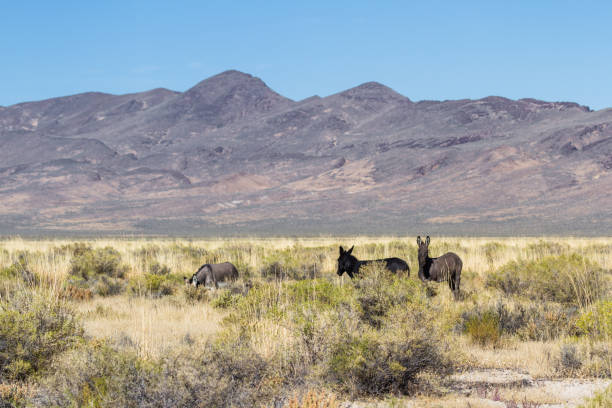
left=341, top=370, right=610, bottom=407
left=450, top=369, right=610, bottom=408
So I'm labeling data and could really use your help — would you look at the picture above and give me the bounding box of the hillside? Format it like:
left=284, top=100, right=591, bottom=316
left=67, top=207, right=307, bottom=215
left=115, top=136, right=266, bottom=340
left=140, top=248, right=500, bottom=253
left=1, top=70, right=611, bottom=235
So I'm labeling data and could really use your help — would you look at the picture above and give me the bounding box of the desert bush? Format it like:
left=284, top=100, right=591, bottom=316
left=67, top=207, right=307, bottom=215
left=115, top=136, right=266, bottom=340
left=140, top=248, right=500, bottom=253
left=464, top=311, right=501, bottom=346
left=260, top=261, right=318, bottom=281
left=556, top=344, right=582, bottom=375
left=0, top=291, right=83, bottom=380
left=0, top=383, right=31, bottom=408
left=516, top=303, right=579, bottom=340
left=326, top=324, right=452, bottom=397
left=0, top=254, right=37, bottom=287
left=527, top=240, right=570, bottom=257
left=552, top=342, right=610, bottom=377
left=128, top=273, right=178, bottom=297
left=33, top=340, right=159, bottom=407
left=580, top=342, right=612, bottom=378
left=354, top=264, right=425, bottom=328
left=34, top=335, right=285, bottom=408
left=229, top=278, right=352, bottom=324
left=460, top=301, right=580, bottom=341
left=182, top=285, right=210, bottom=303
left=59, top=285, right=93, bottom=301
left=211, top=288, right=242, bottom=309
left=487, top=254, right=609, bottom=307
left=318, top=265, right=452, bottom=396
left=576, top=300, right=612, bottom=340
left=148, top=260, right=171, bottom=276
left=65, top=246, right=129, bottom=297
left=69, top=246, right=127, bottom=280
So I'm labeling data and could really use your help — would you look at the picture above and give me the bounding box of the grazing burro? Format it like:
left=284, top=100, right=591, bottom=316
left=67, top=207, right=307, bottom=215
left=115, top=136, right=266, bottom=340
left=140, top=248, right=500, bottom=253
left=416, top=236, right=462, bottom=299
left=185, top=262, right=239, bottom=288
left=336, top=245, right=409, bottom=278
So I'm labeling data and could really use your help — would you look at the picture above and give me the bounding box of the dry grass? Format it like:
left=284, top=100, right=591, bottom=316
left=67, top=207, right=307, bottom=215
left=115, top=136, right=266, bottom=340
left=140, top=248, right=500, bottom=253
left=1, top=236, right=612, bottom=279
left=1, top=236, right=610, bottom=406
left=75, top=295, right=223, bottom=358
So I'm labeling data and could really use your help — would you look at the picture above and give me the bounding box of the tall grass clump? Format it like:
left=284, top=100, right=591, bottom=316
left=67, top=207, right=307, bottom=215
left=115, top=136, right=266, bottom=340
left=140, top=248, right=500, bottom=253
left=486, top=254, right=610, bottom=307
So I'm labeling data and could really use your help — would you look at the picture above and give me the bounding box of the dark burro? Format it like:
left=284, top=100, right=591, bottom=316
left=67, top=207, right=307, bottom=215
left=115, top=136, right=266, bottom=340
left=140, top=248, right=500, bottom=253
left=185, top=262, right=239, bottom=288
left=416, top=236, right=462, bottom=299
left=336, top=245, right=409, bottom=278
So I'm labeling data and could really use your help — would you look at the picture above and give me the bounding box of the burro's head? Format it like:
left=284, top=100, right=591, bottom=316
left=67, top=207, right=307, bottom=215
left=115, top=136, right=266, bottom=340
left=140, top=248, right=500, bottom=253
left=416, top=235, right=430, bottom=266
left=337, top=245, right=356, bottom=278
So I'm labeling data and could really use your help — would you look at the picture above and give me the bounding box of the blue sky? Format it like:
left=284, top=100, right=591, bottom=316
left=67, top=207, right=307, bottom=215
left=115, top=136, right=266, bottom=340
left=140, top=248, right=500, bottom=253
left=2, top=1, right=611, bottom=109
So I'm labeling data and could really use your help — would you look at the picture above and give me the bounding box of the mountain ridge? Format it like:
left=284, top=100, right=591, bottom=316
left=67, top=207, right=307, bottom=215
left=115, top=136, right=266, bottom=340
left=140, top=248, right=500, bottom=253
left=0, top=70, right=610, bottom=235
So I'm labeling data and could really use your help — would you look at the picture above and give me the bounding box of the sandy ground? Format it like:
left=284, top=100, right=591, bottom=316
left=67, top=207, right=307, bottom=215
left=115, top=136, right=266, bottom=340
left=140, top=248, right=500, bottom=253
left=341, top=369, right=610, bottom=407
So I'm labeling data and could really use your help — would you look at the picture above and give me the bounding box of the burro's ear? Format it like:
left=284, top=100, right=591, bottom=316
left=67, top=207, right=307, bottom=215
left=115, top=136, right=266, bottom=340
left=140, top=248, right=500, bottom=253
left=347, top=245, right=354, bottom=255
left=417, top=236, right=421, bottom=246
left=339, top=246, right=345, bottom=255
left=426, top=236, right=430, bottom=246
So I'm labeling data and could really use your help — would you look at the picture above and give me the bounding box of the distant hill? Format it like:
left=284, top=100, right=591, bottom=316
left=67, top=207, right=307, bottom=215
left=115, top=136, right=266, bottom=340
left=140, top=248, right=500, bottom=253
left=1, top=70, right=611, bottom=235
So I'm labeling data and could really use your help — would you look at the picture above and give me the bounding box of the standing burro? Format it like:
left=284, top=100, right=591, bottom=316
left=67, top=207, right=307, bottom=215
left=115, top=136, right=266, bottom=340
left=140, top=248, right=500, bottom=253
left=184, top=262, right=239, bottom=289
left=416, top=236, right=463, bottom=299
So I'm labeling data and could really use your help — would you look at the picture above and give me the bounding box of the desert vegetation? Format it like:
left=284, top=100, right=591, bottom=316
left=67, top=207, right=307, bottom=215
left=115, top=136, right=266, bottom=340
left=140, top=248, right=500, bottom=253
left=0, top=236, right=610, bottom=407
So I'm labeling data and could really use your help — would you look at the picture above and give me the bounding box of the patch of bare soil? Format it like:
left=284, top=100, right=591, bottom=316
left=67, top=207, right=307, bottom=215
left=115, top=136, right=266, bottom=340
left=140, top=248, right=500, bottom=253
left=339, top=370, right=610, bottom=407
left=450, top=369, right=610, bottom=408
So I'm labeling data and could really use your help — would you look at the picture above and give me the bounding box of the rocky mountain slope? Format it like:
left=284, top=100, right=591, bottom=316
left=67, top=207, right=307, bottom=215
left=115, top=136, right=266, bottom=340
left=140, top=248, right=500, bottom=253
left=1, top=70, right=611, bottom=235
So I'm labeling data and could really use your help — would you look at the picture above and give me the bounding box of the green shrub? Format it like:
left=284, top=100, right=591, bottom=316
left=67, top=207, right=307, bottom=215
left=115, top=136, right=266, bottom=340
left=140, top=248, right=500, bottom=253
left=464, top=311, right=501, bottom=346
left=326, top=325, right=452, bottom=396
left=211, top=289, right=241, bottom=309
left=230, top=278, right=353, bottom=324
left=461, top=301, right=579, bottom=341
left=64, top=246, right=130, bottom=297
left=182, top=285, right=210, bottom=303
left=69, top=246, right=128, bottom=280
left=148, top=261, right=171, bottom=276
left=0, top=291, right=83, bottom=380
left=576, top=300, right=612, bottom=340
left=354, top=263, right=425, bottom=328
left=128, top=273, right=177, bottom=297
left=487, top=254, right=609, bottom=307
left=0, top=254, right=37, bottom=286
left=34, top=341, right=158, bottom=407
left=35, top=337, right=282, bottom=408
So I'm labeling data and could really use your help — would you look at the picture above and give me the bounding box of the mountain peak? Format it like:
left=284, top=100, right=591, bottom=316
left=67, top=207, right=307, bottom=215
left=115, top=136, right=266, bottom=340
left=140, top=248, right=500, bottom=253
left=171, top=70, right=293, bottom=125
left=338, top=81, right=411, bottom=104
left=187, top=70, right=262, bottom=93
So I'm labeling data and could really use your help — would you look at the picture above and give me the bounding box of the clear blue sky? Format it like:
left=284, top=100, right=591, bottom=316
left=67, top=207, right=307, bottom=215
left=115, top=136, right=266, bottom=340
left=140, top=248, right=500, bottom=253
left=2, top=1, right=611, bottom=109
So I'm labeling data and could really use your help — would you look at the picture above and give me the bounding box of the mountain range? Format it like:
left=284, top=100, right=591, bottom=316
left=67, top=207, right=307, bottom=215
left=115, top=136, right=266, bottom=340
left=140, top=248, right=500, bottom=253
left=1, top=70, right=611, bottom=235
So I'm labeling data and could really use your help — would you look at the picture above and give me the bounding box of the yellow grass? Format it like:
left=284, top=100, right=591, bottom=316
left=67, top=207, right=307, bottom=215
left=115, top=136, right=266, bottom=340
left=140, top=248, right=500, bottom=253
left=2, top=236, right=612, bottom=278
left=75, top=295, right=223, bottom=358
left=1, top=236, right=611, bottom=369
